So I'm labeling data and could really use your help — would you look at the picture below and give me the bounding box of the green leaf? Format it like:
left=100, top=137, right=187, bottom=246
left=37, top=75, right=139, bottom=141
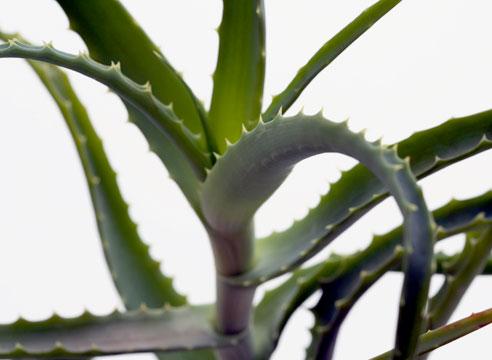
left=0, top=306, right=235, bottom=358
left=208, top=0, right=266, bottom=153
left=253, top=191, right=492, bottom=358
left=428, top=227, right=492, bottom=330
left=203, top=112, right=434, bottom=359
left=262, top=0, right=401, bottom=121
left=0, top=30, right=188, bottom=309
left=371, top=306, right=492, bottom=359
left=0, top=40, right=211, bottom=211
left=306, top=248, right=403, bottom=360
left=253, top=261, right=336, bottom=358
left=23, top=53, right=187, bottom=309
left=238, top=109, right=492, bottom=285
left=55, top=0, right=209, bottom=148
left=55, top=0, right=211, bottom=210
left=0, top=31, right=218, bottom=360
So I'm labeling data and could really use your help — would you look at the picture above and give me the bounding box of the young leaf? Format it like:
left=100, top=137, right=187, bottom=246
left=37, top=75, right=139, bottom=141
left=208, top=0, right=266, bottom=153
left=263, top=0, right=401, bottom=121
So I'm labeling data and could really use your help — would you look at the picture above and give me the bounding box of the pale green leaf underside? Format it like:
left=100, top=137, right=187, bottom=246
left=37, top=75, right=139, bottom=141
left=204, top=113, right=434, bottom=358
left=227, top=109, right=492, bottom=286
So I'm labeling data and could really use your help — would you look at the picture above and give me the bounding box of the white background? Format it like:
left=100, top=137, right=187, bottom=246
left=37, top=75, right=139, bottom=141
left=0, top=0, right=491, bottom=359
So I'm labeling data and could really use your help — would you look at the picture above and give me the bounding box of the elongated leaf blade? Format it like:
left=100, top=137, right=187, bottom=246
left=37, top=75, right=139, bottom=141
left=0, top=40, right=211, bottom=210
left=0, top=307, right=234, bottom=358
left=55, top=0, right=212, bottom=210
left=254, top=191, right=492, bottom=358
left=25, top=56, right=187, bottom=309
left=371, top=307, right=492, bottom=359
left=56, top=0, right=208, bottom=146
left=208, top=0, right=266, bottom=152
left=428, top=227, right=492, bottom=330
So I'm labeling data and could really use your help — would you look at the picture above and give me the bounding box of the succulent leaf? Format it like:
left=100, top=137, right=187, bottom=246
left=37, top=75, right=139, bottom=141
left=427, top=227, right=492, bottom=330
left=241, top=109, right=492, bottom=285
left=208, top=0, right=266, bottom=153
left=0, top=32, right=188, bottom=311
left=0, top=40, right=211, bottom=211
left=306, top=247, right=403, bottom=360
left=55, top=0, right=210, bottom=148
left=55, top=0, right=212, bottom=211
left=254, top=191, right=492, bottom=358
left=203, top=113, right=434, bottom=358
left=0, top=306, right=234, bottom=358
left=370, top=306, right=492, bottom=359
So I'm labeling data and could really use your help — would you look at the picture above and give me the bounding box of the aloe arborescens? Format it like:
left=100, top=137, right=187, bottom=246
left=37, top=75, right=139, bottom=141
left=2, top=1, right=492, bottom=359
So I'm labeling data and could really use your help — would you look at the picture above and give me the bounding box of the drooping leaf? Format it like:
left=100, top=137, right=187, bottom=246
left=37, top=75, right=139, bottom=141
left=262, top=0, right=401, bottom=121
left=203, top=112, right=434, bottom=358
left=232, top=109, right=492, bottom=285
left=208, top=0, right=266, bottom=153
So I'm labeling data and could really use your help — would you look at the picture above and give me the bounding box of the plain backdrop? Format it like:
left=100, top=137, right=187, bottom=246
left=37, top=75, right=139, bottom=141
left=1, top=1, right=492, bottom=359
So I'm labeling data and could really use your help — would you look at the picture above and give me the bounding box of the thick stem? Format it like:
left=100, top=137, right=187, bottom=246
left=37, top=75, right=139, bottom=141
left=208, top=225, right=254, bottom=276
left=216, top=280, right=256, bottom=334
left=208, top=225, right=256, bottom=359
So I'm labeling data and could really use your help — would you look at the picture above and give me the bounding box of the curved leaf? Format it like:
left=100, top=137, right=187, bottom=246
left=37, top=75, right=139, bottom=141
left=262, top=0, right=401, bottom=121
left=203, top=113, right=434, bottom=358
left=0, top=32, right=188, bottom=310
left=239, top=109, right=492, bottom=285
left=0, top=40, right=211, bottom=210
left=55, top=0, right=209, bottom=147
left=55, top=0, right=211, bottom=210
left=208, top=0, right=266, bottom=153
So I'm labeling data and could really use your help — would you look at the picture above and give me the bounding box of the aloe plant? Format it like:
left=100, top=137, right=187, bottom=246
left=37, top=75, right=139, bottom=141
left=2, top=1, right=492, bottom=359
